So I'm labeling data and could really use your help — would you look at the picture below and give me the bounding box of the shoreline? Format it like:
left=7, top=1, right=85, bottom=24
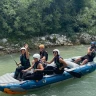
left=0, top=44, right=74, bottom=56
left=0, top=44, right=89, bottom=56
left=0, top=33, right=96, bottom=56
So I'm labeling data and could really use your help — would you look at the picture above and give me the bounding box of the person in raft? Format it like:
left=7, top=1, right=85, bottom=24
left=22, top=53, right=44, bottom=81
left=39, top=44, right=48, bottom=63
left=74, top=41, right=96, bottom=65
left=31, top=44, right=48, bottom=68
left=44, top=49, right=67, bottom=75
left=14, top=44, right=31, bottom=79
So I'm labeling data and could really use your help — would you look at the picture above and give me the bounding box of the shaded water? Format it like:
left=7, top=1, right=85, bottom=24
left=0, top=45, right=96, bottom=96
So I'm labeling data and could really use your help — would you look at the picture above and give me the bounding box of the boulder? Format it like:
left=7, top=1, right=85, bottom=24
left=79, top=33, right=91, bottom=44
left=46, top=34, right=69, bottom=45
left=1, top=38, right=7, bottom=43
left=0, top=46, right=4, bottom=50
left=41, top=37, right=46, bottom=41
left=57, top=35, right=67, bottom=45
left=49, top=34, right=60, bottom=40
left=15, top=44, right=19, bottom=47
left=75, top=39, right=80, bottom=45
left=91, top=36, right=96, bottom=41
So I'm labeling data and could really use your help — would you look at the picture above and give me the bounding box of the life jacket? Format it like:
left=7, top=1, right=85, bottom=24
left=33, top=60, right=43, bottom=75
left=90, top=46, right=96, bottom=58
left=33, top=60, right=40, bottom=69
left=20, top=53, right=31, bottom=69
left=54, top=55, right=63, bottom=68
left=40, top=50, right=48, bottom=61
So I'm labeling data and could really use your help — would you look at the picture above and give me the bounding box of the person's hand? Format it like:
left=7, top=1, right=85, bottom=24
left=41, top=58, right=45, bottom=62
left=16, top=63, right=20, bottom=66
left=43, top=60, right=47, bottom=64
left=22, top=70, right=27, bottom=73
left=24, top=44, right=28, bottom=49
left=41, top=59, right=45, bottom=64
left=92, top=49, right=95, bottom=52
left=33, top=69, right=37, bottom=72
left=59, top=67, right=62, bottom=70
left=16, top=64, right=19, bottom=66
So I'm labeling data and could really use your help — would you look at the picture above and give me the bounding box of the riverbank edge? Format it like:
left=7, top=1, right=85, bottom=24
left=0, top=33, right=96, bottom=55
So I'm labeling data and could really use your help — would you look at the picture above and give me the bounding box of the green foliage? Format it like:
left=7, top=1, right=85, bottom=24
left=0, top=0, right=96, bottom=40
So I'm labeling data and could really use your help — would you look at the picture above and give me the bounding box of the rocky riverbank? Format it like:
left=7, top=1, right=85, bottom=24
left=0, top=33, right=96, bottom=55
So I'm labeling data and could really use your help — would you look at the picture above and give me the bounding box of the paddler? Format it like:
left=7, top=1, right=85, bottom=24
left=74, top=41, right=96, bottom=65
left=44, top=49, right=68, bottom=74
left=14, top=44, right=31, bottom=79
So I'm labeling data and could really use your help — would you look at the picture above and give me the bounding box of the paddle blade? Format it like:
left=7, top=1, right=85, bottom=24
left=68, top=71, right=82, bottom=78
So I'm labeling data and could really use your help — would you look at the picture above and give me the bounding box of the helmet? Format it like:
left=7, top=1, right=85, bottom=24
left=91, top=41, right=95, bottom=46
left=39, top=44, right=45, bottom=48
left=53, top=49, right=60, bottom=55
left=33, top=53, right=40, bottom=60
left=20, top=47, right=26, bottom=51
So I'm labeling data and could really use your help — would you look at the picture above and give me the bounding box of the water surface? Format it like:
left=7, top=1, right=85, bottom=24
left=0, top=45, right=96, bottom=96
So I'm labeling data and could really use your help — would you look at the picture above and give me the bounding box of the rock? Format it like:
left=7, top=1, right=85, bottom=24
left=41, top=37, right=46, bottom=41
left=49, top=34, right=59, bottom=40
left=46, top=34, right=69, bottom=45
left=15, top=44, right=19, bottom=47
left=0, top=46, right=4, bottom=50
left=11, top=44, right=15, bottom=47
left=67, top=43, right=73, bottom=46
left=91, top=36, right=96, bottom=41
left=1, top=38, right=7, bottom=43
left=1, top=33, right=94, bottom=55
left=45, top=34, right=57, bottom=43
left=75, top=39, right=80, bottom=45
left=79, top=33, right=91, bottom=44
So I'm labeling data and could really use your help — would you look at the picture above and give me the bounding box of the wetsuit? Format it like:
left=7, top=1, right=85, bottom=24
left=81, top=46, right=96, bottom=62
left=14, top=53, right=31, bottom=79
left=24, top=61, right=43, bottom=80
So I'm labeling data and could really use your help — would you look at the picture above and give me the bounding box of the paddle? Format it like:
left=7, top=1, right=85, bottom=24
left=64, top=68, right=82, bottom=78
left=43, top=66, right=82, bottom=78
left=66, top=70, right=82, bottom=78
left=43, top=69, right=82, bottom=78
left=10, top=55, right=19, bottom=67
left=6, top=49, right=19, bottom=67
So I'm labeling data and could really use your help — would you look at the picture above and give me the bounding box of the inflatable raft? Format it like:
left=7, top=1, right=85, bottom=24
left=0, top=56, right=96, bottom=94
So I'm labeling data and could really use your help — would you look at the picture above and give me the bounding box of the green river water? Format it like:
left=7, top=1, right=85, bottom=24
left=0, top=45, right=96, bottom=96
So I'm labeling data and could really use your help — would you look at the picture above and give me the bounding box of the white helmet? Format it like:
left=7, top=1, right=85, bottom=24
left=33, top=53, right=40, bottom=60
left=53, top=49, right=60, bottom=55
left=20, top=47, right=26, bottom=50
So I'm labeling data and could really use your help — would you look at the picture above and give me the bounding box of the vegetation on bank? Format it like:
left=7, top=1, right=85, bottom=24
left=0, top=0, right=96, bottom=40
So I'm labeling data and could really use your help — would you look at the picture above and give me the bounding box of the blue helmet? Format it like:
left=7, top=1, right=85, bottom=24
left=91, top=41, right=96, bottom=46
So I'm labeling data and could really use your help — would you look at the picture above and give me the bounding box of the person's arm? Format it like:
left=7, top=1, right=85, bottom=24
left=22, top=66, right=32, bottom=72
left=24, top=44, right=29, bottom=59
left=87, top=47, right=94, bottom=55
left=41, top=56, right=46, bottom=62
left=59, top=58, right=67, bottom=70
left=41, top=51, right=48, bottom=62
left=45, top=58, right=54, bottom=64
left=34, top=63, right=44, bottom=72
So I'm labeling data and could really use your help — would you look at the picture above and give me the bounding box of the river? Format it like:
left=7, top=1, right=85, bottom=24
left=0, top=45, right=96, bottom=96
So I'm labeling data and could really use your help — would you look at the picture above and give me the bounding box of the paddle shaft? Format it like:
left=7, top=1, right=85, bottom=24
left=10, top=55, right=18, bottom=65
left=6, top=49, right=19, bottom=66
